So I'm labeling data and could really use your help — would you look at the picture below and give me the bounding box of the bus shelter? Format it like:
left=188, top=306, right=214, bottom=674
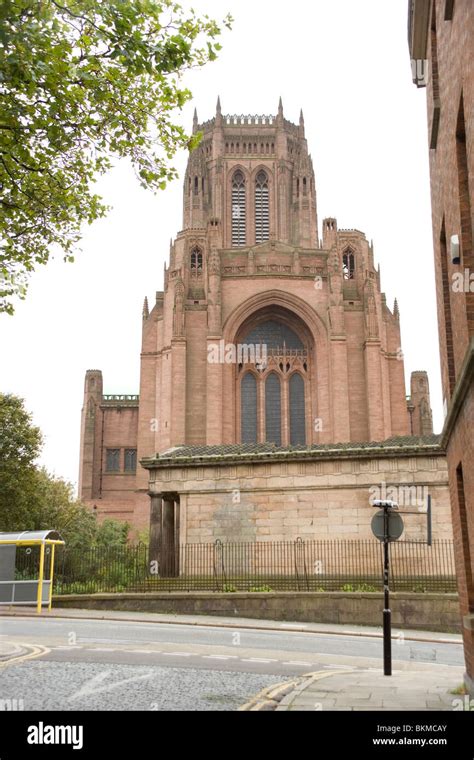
left=0, top=531, right=65, bottom=614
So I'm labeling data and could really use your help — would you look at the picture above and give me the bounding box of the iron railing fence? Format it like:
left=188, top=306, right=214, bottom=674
left=16, top=539, right=457, bottom=595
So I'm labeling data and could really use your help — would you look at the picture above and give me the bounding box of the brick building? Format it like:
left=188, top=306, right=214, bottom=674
left=408, top=0, right=473, bottom=694
left=79, top=100, right=449, bottom=554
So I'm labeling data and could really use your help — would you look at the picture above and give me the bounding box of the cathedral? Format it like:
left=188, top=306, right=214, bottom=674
left=79, top=100, right=452, bottom=549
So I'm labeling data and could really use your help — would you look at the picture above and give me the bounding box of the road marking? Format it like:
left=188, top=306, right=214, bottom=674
left=0, top=642, right=24, bottom=656
left=241, top=658, right=277, bottom=664
left=88, top=648, right=117, bottom=652
left=283, top=660, right=312, bottom=666
left=51, top=646, right=83, bottom=650
left=130, top=649, right=160, bottom=655
left=69, top=670, right=154, bottom=701
left=202, top=655, right=239, bottom=660
left=0, top=643, right=49, bottom=668
left=329, top=664, right=352, bottom=669
left=161, top=652, right=192, bottom=657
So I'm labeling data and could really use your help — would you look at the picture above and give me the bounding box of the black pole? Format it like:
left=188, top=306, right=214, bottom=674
left=383, top=507, right=392, bottom=676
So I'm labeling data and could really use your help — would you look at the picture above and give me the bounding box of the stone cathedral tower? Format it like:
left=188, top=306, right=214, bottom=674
left=79, top=100, right=437, bottom=535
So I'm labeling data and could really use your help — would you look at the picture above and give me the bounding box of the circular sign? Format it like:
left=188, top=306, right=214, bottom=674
left=371, top=509, right=404, bottom=542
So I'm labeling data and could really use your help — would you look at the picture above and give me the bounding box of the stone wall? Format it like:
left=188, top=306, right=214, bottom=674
left=148, top=448, right=453, bottom=546
left=54, top=592, right=462, bottom=633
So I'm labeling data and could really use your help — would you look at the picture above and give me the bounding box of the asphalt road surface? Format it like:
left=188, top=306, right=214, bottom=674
left=0, top=616, right=464, bottom=711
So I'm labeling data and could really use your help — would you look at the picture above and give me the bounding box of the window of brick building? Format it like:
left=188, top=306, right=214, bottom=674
left=239, top=319, right=307, bottom=446
left=456, top=94, right=473, bottom=309
left=241, top=372, right=258, bottom=443
left=456, top=464, right=474, bottom=610
left=444, top=0, right=455, bottom=21
left=106, top=449, right=120, bottom=472
left=430, top=2, right=441, bottom=149
left=231, top=170, right=246, bottom=247
left=190, top=247, right=203, bottom=275
left=343, top=249, right=355, bottom=280
left=265, top=373, right=282, bottom=446
left=255, top=170, right=270, bottom=243
left=124, top=449, right=137, bottom=473
left=440, top=220, right=456, bottom=396
left=290, top=373, right=306, bottom=445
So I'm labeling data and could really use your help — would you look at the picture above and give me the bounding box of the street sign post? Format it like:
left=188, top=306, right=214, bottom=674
left=370, top=502, right=404, bottom=677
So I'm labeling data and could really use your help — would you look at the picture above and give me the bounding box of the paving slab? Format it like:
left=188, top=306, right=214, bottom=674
left=275, top=666, right=464, bottom=711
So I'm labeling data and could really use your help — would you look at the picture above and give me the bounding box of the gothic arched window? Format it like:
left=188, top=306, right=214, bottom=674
left=232, top=170, right=246, bottom=247
left=190, top=247, right=203, bottom=274
left=243, top=320, right=304, bottom=350
left=289, top=373, right=306, bottom=446
left=343, top=249, right=355, bottom=280
left=265, top=373, right=281, bottom=446
left=238, top=319, right=308, bottom=446
left=255, top=170, right=270, bottom=243
left=241, top=372, right=257, bottom=443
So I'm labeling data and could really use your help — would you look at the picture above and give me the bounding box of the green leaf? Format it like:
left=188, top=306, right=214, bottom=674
left=0, top=0, right=232, bottom=314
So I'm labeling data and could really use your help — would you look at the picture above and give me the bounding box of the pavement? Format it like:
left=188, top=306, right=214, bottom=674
left=241, top=666, right=467, bottom=711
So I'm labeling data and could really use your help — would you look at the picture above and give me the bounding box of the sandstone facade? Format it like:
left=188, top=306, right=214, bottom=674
left=79, top=100, right=436, bottom=534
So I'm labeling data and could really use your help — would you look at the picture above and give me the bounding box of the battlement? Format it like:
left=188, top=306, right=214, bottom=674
left=101, top=395, right=139, bottom=407
left=223, top=113, right=275, bottom=126
left=196, top=113, right=301, bottom=134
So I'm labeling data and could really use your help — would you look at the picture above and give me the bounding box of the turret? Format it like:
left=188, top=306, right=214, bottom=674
left=78, top=370, right=103, bottom=501
left=181, top=101, right=323, bottom=248
left=299, top=108, right=305, bottom=138
left=323, top=217, right=338, bottom=249
left=408, top=371, right=434, bottom=435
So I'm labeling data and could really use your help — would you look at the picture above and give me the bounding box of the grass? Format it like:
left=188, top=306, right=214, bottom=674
left=53, top=574, right=456, bottom=595
left=450, top=684, right=468, bottom=696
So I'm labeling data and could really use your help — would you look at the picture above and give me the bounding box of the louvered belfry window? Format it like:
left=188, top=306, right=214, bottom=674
left=232, top=170, right=246, bottom=247
left=255, top=170, right=270, bottom=243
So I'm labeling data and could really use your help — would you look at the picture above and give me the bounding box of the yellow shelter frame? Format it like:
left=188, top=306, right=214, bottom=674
left=0, top=531, right=65, bottom=614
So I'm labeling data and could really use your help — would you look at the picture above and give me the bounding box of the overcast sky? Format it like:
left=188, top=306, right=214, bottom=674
left=0, top=0, right=440, bottom=490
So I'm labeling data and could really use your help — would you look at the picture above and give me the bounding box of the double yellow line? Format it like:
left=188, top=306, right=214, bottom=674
left=0, top=643, right=49, bottom=668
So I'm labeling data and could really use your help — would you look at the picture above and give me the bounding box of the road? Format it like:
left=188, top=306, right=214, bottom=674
left=0, top=615, right=465, bottom=711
